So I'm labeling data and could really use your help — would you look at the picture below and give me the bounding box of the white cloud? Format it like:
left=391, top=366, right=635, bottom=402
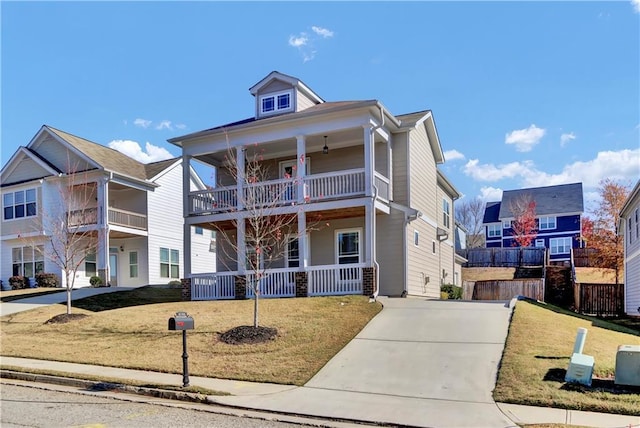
left=175, top=123, right=187, bottom=130
left=463, top=159, right=535, bottom=181
left=108, top=140, right=174, bottom=164
left=479, top=186, right=503, bottom=202
left=155, top=120, right=172, bottom=131
left=505, top=124, right=546, bottom=152
left=632, top=0, right=640, bottom=13
left=560, top=132, right=576, bottom=147
left=444, top=149, right=465, bottom=161
left=289, top=34, right=308, bottom=48
left=133, top=118, right=152, bottom=129
left=312, top=26, right=334, bottom=38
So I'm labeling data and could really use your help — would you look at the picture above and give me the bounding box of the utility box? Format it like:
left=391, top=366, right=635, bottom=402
left=565, top=353, right=594, bottom=386
left=168, top=312, right=194, bottom=331
left=615, top=345, right=640, bottom=387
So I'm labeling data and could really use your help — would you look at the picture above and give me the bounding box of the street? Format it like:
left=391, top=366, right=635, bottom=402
left=0, top=383, right=321, bottom=428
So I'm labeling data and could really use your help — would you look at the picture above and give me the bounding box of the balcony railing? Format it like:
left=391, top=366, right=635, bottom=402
left=67, top=207, right=147, bottom=230
left=189, top=168, right=389, bottom=215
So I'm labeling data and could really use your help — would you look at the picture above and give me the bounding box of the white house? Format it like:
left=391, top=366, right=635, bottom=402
left=168, top=71, right=460, bottom=300
left=1, top=125, right=215, bottom=288
left=620, top=179, right=640, bottom=317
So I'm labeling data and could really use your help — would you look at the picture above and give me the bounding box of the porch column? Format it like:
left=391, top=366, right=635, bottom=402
left=183, top=155, right=192, bottom=279
left=237, top=216, right=246, bottom=274
left=183, top=222, right=192, bottom=278
left=363, top=125, right=374, bottom=197
left=296, top=135, right=306, bottom=203
left=236, top=147, right=245, bottom=211
left=365, top=201, right=375, bottom=265
left=97, top=178, right=109, bottom=284
left=297, top=210, right=307, bottom=268
left=387, top=138, right=393, bottom=198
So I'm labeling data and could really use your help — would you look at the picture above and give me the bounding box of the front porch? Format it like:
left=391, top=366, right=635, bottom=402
left=185, top=263, right=376, bottom=300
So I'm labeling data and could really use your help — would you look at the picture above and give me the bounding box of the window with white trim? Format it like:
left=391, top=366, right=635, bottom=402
left=129, top=251, right=138, bottom=278
left=636, top=209, right=639, bottom=242
left=503, top=221, right=511, bottom=229
left=550, top=237, right=572, bottom=255
left=414, top=230, right=419, bottom=246
left=535, top=239, right=545, bottom=248
left=85, top=251, right=97, bottom=277
left=487, top=224, right=502, bottom=238
left=336, top=229, right=361, bottom=264
left=442, top=199, right=450, bottom=229
left=259, top=90, right=292, bottom=115
left=12, top=245, right=44, bottom=277
left=432, top=240, right=436, bottom=254
left=287, top=237, right=300, bottom=268
left=160, top=247, right=179, bottom=278
left=195, top=226, right=203, bottom=235
left=3, top=189, right=37, bottom=220
left=539, top=216, right=556, bottom=230
left=629, top=218, right=633, bottom=244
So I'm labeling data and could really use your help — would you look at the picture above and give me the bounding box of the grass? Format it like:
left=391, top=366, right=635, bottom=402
left=1, top=288, right=65, bottom=302
left=0, top=292, right=382, bottom=385
left=462, top=267, right=516, bottom=281
left=574, top=267, right=620, bottom=284
left=494, top=300, right=640, bottom=416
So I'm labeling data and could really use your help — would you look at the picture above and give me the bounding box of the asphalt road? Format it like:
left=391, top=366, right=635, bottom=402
left=0, top=383, right=328, bottom=428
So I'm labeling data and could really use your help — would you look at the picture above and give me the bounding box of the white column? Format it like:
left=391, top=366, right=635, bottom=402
left=183, top=222, right=192, bottom=278
left=387, top=138, right=393, bottom=198
left=296, top=135, right=306, bottom=203
left=182, top=156, right=192, bottom=279
left=365, top=202, right=375, bottom=265
left=236, top=147, right=245, bottom=211
left=97, top=178, right=109, bottom=283
left=363, top=125, right=374, bottom=197
left=297, top=210, right=307, bottom=268
left=237, top=216, right=246, bottom=274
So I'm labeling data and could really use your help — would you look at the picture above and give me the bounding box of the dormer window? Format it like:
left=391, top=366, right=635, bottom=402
left=259, top=90, right=293, bottom=116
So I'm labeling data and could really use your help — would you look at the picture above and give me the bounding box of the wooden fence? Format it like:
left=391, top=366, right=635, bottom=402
left=463, top=279, right=545, bottom=301
left=572, top=248, right=600, bottom=268
left=460, top=248, right=546, bottom=268
left=574, top=283, right=624, bottom=317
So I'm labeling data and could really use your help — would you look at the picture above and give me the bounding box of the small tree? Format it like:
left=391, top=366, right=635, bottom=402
left=583, top=179, right=630, bottom=284
left=509, top=194, right=537, bottom=247
left=213, top=145, right=322, bottom=328
left=455, top=197, right=485, bottom=248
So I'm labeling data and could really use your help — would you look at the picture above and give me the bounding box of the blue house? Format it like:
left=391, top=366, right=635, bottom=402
left=483, top=183, right=584, bottom=263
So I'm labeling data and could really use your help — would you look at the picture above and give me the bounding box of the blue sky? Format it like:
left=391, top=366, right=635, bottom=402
left=2, top=1, right=639, bottom=212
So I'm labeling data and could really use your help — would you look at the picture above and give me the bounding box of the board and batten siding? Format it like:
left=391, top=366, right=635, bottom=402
left=146, top=162, right=185, bottom=284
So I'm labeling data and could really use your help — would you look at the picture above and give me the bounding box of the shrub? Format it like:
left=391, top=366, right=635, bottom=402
left=9, top=276, right=30, bottom=290
left=440, top=291, right=449, bottom=300
left=35, top=273, right=60, bottom=288
left=440, top=284, right=462, bottom=300
left=89, top=276, right=104, bottom=287
left=168, top=280, right=182, bottom=288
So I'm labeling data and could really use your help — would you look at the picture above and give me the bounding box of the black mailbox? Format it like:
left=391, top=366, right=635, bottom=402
left=168, top=312, right=194, bottom=331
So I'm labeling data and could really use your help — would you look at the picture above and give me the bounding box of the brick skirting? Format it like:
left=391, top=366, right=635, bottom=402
left=235, top=275, right=247, bottom=300
left=363, top=266, right=377, bottom=297
left=295, top=272, right=308, bottom=297
left=181, top=278, right=191, bottom=301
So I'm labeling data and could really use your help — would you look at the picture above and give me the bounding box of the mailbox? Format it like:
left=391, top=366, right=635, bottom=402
left=168, top=312, right=194, bottom=331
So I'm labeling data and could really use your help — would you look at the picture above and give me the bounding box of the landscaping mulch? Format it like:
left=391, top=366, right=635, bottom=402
left=44, top=313, right=90, bottom=324
left=219, top=325, right=278, bottom=345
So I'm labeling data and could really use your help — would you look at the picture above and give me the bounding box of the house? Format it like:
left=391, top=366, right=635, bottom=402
left=1, top=125, right=215, bottom=288
left=168, top=71, right=460, bottom=300
left=620, top=179, right=640, bottom=317
left=482, top=183, right=584, bottom=263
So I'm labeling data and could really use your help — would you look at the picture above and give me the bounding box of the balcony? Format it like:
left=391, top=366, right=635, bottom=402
left=68, top=207, right=147, bottom=230
left=188, top=169, right=390, bottom=216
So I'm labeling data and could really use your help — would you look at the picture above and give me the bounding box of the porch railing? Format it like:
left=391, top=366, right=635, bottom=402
left=191, top=271, right=237, bottom=300
left=244, top=178, right=297, bottom=207
left=68, top=207, right=98, bottom=227
left=308, top=263, right=365, bottom=296
left=304, top=169, right=365, bottom=202
left=108, top=208, right=147, bottom=230
left=374, top=172, right=390, bottom=202
left=245, top=267, right=297, bottom=298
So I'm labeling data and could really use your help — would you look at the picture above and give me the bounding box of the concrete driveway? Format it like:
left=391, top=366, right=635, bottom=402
left=214, top=297, right=517, bottom=428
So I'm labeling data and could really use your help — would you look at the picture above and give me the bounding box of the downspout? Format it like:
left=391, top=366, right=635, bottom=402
left=369, top=105, right=385, bottom=300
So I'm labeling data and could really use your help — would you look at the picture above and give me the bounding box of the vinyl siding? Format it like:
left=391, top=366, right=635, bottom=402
left=377, top=210, right=405, bottom=296
left=191, top=226, right=216, bottom=274
left=311, top=217, right=365, bottom=266
left=2, top=157, right=52, bottom=184
left=109, top=236, right=148, bottom=287
left=623, top=196, right=640, bottom=316
left=1, top=184, right=43, bottom=237
left=296, top=91, right=316, bottom=112
left=32, top=135, right=93, bottom=173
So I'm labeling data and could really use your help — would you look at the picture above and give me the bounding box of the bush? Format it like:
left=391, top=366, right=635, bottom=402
left=440, top=284, right=462, bottom=300
left=9, top=276, right=30, bottom=290
left=89, top=276, right=104, bottom=287
left=168, top=280, right=182, bottom=288
left=35, top=273, right=60, bottom=288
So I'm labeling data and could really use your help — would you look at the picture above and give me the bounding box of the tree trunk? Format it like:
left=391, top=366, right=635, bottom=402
left=66, top=272, right=72, bottom=315
left=253, top=292, right=259, bottom=328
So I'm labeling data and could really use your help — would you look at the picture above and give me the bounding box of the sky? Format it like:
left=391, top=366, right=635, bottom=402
left=2, top=1, right=639, bottom=214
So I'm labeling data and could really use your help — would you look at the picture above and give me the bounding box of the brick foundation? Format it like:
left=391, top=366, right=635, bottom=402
left=363, top=267, right=377, bottom=297
left=235, top=275, right=247, bottom=300
left=181, top=278, right=191, bottom=301
left=295, top=271, right=308, bottom=297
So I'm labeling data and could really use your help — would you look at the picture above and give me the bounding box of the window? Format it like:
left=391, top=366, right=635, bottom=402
left=503, top=221, right=511, bottom=229
left=3, top=189, right=37, bottom=220
left=160, top=247, right=179, bottom=278
left=487, top=224, right=502, bottom=238
left=129, top=251, right=138, bottom=278
left=12, top=246, right=44, bottom=277
left=85, top=251, right=97, bottom=277
left=636, top=209, right=639, bottom=243
left=195, top=226, right=203, bottom=235
left=287, top=238, right=300, bottom=268
left=539, top=216, right=556, bottom=230
left=442, top=199, right=450, bottom=228
left=414, top=230, right=419, bottom=246
left=550, top=237, right=572, bottom=255
left=432, top=240, right=436, bottom=254
left=535, top=239, right=545, bottom=248
left=336, top=229, right=361, bottom=264
left=259, top=90, right=292, bottom=115
left=629, top=218, right=634, bottom=244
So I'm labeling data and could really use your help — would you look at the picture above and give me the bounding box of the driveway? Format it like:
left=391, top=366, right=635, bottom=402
left=213, top=297, right=517, bottom=428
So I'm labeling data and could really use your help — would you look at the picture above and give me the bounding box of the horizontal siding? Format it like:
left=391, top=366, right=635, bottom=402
left=625, top=250, right=640, bottom=316
left=1, top=185, right=43, bottom=237
left=391, top=132, right=408, bottom=205
left=408, top=126, right=437, bottom=221
left=33, top=135, right=92, bottom=173
left=377, top=211, right=405, bottom=296
left=3, top=157, right=52, bottom=184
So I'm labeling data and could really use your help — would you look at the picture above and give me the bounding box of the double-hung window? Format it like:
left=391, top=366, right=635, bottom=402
left=12, top=246, right=44, bottom=277
left=336, top=229, right=361, bottom=264
left=487, top=224, right=502, bottom=238
left=287, top=238, right=300, bottom=268
left=442, top=199, right=450, bottom=229
left=539, top=216, right=556, bottom=230
left=85, top=252, right=97, bottom=277
left=3, top=189, right=37, bottom=220
left=160, top=247, right=179, bottom=278
left=550, top=237, right=572, bottom=255
left=129, top=251, right=138, bottom=278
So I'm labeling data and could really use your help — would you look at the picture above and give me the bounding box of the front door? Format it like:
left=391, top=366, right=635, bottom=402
left=109, top=247, right=118, bottom=286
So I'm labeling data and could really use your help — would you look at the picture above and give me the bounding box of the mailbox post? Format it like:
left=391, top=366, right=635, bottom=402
left=168, top=311, right=194, bottom=387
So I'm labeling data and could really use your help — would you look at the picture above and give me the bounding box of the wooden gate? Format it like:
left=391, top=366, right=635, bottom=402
left=575, top=283, right=624, bottom=317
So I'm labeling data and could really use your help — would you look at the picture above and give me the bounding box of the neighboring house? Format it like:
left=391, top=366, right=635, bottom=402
left=453, top=221, right=468, bottom=286
left=1, top=125, right=215, bottom=288
left=168, top=71, right=460, bottom=300
left=482, top=183, right=584, bottom=263
left=620, top=179, right=640, bottom=317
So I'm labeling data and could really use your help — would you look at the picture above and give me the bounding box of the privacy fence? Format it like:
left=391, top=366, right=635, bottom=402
left=459, top=248, right=545, bottom=268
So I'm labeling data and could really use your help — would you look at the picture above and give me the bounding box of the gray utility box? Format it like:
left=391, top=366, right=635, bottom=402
left=614, top=345, right=640, bottom=387
left=168, top=312, right=194, bottom=331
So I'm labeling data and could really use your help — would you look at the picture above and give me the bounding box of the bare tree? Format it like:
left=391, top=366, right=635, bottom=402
left=509, top=193, right=537, bottom=247
left=27, top=165, right=98, bottom=315
left=455, top=197, right=485, bottom=248
left=213, top=146, right=322, bottom=328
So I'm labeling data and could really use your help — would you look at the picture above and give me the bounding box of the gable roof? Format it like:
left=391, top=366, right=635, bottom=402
left=483, top=201, right=501, bottom=223
left=498, top=182, right=584, bottom=218
left=397, top=110, right=445, bottom=164
left=249, top=70, right=324, bottom=104
left=145, top=157, right=181, bottom=180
